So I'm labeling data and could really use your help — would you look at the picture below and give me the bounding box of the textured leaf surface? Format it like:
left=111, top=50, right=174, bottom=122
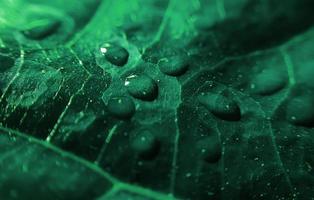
left=1, top=0, right=314, bottom=199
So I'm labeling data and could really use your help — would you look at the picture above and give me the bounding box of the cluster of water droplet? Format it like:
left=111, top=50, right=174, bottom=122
left=97, top=42, right=189, bottom=122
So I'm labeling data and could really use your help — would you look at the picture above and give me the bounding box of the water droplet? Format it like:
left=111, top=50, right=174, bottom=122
left=198, top=92, right=241, bottom=121
left=286, top=94, right=314, bottom=126
left=100, top=43, right=129, bottom=66
left=107, top=96, right=135, bottom=119
left=130, top=129, right=159, bottom=160
left=125, top=74, right=158, bottom=101
left=185, top=172, right=192, bottom=178
left=0, top=55, right=14, bottom=72
left=158, top=56, right=189, bottom=76
left=22, top=17, right=61, bottom=40
left=196, top=136, right=222, bottom=163
left=251, top=68, right=286, bottom=95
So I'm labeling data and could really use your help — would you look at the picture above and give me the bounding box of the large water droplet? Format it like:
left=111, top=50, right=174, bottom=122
left=198, top=92, right=241, bottom=121
left=125, top=74, right=158, bottom=101
left=0, top=55, right=14, bottom=72
left=196, top=136, right=221, bottom=163
left=100, top=43, right=129, bottom=66
left=107, top=96, right=135, bottom=119
left=286, top=94, right=314, bottom=127
left=130, top=129, right=159, bottom=160
left=158, top=56, right=189, bottom=76
left=22, top=17, right=61, bottom=40
left=251, top=68, right=286, bottom=95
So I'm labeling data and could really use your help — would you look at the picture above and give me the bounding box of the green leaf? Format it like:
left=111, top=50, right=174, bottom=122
left=1, top=0, right=314, bottom=199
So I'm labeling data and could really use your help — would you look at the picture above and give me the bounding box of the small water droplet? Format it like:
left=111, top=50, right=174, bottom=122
left=286, top=94, right=314, bottom=126
left=107, top=96, right=135, bottom=119
left=196, top=136, right=222, bottom=163
left=198, top=92, right=241, bottom=121
left=251, top=68, right=286, bottom=95
left=158, top=56, right=189, bottom=76
left=100, top=43, right=129, bottom=66
left=22, top=17, right=61, bottom=40
left=125, top=74, right=158, bottom=101
left=130, top=129, right=159, bottom=160
left=185, top=172, right=192, bottom=178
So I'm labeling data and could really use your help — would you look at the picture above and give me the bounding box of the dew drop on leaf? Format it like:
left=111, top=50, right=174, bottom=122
left=125, top=74, right=158, bottom=101
left=130, top=129, right=160, bottom=160
left=107, top=96, right=135, bottom=119
left=158, top=55, right=189, bottom=76
left=100, top=43, right=129, bottom=67
left=251, top=68, right=286, bottom=95
left=196, top=136, right=222, bottom=163
left=286, top=94, right=314, bottom=126
left=198, top=92, right=241, bottom=121
left=21, top=17, right=61, bottom=40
